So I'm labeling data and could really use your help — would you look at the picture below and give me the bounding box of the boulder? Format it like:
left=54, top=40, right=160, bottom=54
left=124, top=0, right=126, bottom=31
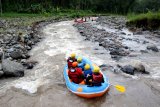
left=2, top=59, right=24, bottom=77
left=131, top=60, right=149, bottom=74
left=147, top=45, right=159, bottom=52
left=10, top=50, right=22, bottom=59
left=121, top=65, right=135, bottom=75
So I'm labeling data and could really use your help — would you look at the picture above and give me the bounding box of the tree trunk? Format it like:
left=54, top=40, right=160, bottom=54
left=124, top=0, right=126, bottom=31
left=0, top=0, right=2, bottom=16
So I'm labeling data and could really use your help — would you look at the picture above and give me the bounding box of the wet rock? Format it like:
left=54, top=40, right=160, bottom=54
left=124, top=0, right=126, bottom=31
left=14, top=44, right=24, bottom=50
left=10, top=50, right=22, bottom=59
left=25, top=46, right=32, bottom=50
left=6, top=48, right=15, bottom=53
left=33, top=36, right=40, bottom=43
left=131, top=60, right=149, bottom=74
left=21, top=59, right=27, bottom=64
left=23, top=61, right=37, bottom=69
left=143, top=40, right=149, bottom=44
left=21, top=54, right=30, bottom=59
left=147, top=45, right=159, bottom=52
left=110, top=48, right=129, bottom=56
left=121, top=65, right=135, bottom=75
left=27, top=40, right=32, bottom=46
left=26, top=63, right=34, bottom=69
left=2, top=59, right=24, bottom=77
left=4, top=53, right=10, bottom=59
left=99, top=64, right=114, bottom=71
left=120, top=32, right=126, bottom=35
left=111, top=55, right=122, bottom=61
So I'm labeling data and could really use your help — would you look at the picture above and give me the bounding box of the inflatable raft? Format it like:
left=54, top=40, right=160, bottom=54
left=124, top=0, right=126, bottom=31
left=63, top=57, right=110, bottom=98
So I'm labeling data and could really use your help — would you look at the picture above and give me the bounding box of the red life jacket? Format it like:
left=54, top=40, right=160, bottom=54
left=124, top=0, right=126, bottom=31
left=68, top=68, right=83, bottom=84
left=92, top=73, right=103, bottom=83
left=67, top=57, right=77, bottom=68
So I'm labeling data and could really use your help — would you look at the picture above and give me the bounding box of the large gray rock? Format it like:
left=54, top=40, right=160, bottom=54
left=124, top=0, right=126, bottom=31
left=131, top=60, right=149, bottom=74
left=121, top=65, right=135, bottom=75
left=2, top=59, right=24, bottom=77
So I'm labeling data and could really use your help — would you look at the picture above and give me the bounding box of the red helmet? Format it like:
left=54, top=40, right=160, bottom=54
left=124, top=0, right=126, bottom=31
left=72, top=62, right=78, bottom=68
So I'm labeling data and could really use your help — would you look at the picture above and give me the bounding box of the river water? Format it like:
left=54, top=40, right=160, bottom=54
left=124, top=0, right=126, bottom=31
left=0, top=21, right=160, bottom=107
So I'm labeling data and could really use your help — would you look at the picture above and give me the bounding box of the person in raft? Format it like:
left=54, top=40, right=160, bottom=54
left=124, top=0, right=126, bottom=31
left=83, top=64, right=93, bottom=85
left=67, top=53, right=77, bottom=68
left=77, top=57, right=85, bottom=71
left=91, top=66, right=104, bottom=86
left=68, top=62, right=84, bottom=84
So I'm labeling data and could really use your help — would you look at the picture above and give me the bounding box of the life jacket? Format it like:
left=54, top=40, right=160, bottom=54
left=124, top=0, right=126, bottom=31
left=68, top=68, right=83, bottom=84
left=67, top=57, right=77, bottom=68
left=92, top=73, right=103, bottom=83
left=84, top=69, right=92, bottom=78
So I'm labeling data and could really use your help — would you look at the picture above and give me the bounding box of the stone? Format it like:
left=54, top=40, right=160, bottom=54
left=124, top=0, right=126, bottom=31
left=2, top=59, right=24, bottom=77
left=27, top=40, right=32, bottom=46
left=21, top=54, right=30, bottom=59
left=14, top=44, right=24, bottom=50
left=120, top=32, right=126, bottom=35
left=26, top=63, right=34, bottom=69
left=147, top=45, right=159, bottom=52
left=131, top=60, right=149, bottom=74
left=7, top=48, right=15, bottom=53
left=10, top=50, right=22, bottom=59
left=25, top=46, right=32, bottom=50
left=121, top=65, right=135, bottom=75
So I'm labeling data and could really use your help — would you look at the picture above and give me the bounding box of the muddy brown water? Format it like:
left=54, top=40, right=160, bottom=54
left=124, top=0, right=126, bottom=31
left=0, top=21, right=160, bottom=107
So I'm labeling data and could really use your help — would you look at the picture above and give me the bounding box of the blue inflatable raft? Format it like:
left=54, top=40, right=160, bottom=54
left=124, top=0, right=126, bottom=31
left=63, top=57, right=110, bottom=98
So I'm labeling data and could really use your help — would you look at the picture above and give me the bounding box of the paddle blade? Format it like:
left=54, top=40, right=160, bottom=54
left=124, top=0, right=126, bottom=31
left=114, top=85, right=126, bottom=93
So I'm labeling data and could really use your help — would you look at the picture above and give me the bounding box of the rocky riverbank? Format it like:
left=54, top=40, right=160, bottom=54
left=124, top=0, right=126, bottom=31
left=74, top=16, right=160, bottom=76
left=0, top=17, right=64, bottom=78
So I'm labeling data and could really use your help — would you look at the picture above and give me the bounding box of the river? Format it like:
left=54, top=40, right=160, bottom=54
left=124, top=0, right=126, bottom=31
left=0, top=20, right=160, bottom=107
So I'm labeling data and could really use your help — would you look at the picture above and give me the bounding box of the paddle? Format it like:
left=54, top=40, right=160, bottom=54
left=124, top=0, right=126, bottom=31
left=112, top=84, right=126, bottom=93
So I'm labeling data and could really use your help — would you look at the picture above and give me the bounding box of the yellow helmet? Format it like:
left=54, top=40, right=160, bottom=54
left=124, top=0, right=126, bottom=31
left=84, top=64, right=90, bottom=70
left=93, top=66, right=100, bottom=73
left=77, top=57, right=82, bottom=63
left=70, top=53, right=76, bottom=58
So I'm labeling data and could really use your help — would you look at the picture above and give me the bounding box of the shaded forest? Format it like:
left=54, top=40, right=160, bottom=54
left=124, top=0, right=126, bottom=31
left=1, top=0, right=160, bottom=14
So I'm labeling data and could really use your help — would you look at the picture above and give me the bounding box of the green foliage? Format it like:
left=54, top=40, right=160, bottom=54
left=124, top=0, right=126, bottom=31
left=1, top=0, right=160, bottom=15
left=127, top=12, right=160, bottom=29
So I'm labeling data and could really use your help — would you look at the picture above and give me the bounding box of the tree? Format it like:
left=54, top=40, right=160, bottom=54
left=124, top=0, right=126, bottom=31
left=0, top=0, right=2, bottom=16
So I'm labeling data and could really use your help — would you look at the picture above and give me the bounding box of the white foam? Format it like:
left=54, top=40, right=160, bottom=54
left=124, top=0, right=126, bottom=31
left=14, top=79, right=44, bottom=94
